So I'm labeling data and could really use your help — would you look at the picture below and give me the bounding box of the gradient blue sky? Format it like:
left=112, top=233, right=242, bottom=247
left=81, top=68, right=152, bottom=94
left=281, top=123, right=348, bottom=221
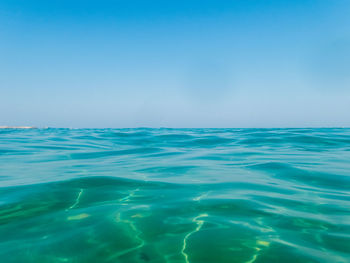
left=1, top=0, right=349, bottom=127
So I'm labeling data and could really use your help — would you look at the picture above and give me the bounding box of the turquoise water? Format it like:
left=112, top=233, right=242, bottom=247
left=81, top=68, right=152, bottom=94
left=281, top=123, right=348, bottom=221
left=0, top=128, right=350, bottom=262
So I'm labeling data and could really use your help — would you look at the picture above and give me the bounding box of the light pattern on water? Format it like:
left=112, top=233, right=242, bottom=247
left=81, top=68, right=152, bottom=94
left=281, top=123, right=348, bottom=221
left=0, top=128, right=350, bottom=263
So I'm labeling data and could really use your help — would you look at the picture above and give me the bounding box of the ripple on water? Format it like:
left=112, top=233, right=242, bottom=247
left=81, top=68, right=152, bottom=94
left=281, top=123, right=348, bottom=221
left=0, top=128, right=350, bottom=262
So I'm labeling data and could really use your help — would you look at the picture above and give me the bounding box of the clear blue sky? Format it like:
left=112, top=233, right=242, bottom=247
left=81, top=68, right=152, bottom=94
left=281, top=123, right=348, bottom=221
left=1, top=0, right=349, bottom=127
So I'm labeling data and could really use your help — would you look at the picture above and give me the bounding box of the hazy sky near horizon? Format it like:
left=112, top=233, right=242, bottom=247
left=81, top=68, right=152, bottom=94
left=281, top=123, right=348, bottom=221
left=1, top=0, right=350, bottom=127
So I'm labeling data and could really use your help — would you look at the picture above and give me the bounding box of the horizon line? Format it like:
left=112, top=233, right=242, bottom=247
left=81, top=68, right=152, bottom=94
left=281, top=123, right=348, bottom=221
left=1, top=126, right=350, bottom=129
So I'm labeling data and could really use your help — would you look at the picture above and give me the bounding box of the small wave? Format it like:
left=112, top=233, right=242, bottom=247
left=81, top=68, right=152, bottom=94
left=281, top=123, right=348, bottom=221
left=70, top=147, right=163, bottom=160
left=247, top=161, right=350, bottom=191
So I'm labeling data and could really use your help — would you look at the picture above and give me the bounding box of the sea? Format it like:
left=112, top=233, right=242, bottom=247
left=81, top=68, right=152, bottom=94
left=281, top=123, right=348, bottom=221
left=0, top=128, right=349, bottom=262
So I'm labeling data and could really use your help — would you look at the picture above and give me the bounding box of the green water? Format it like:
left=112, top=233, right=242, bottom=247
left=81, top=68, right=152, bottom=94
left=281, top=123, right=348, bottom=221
left=0, top=128, right=349, bottom=262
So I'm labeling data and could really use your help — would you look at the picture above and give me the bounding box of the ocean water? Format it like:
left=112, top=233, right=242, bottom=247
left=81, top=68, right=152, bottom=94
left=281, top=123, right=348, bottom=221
left=0, top=128, right=349, bottom=263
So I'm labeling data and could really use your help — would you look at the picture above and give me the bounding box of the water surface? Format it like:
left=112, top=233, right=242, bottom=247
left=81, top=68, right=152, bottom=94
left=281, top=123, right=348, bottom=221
left=0, top=128, right=350, bottom=262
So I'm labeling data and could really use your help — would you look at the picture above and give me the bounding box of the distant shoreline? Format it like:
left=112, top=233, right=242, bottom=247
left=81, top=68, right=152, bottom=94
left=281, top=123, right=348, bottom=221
left=0, top=126, right=37, bottom=129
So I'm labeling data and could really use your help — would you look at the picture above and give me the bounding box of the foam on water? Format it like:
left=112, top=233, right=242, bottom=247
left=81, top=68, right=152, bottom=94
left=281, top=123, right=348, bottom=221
left=0, top=128, right=349, bottom=262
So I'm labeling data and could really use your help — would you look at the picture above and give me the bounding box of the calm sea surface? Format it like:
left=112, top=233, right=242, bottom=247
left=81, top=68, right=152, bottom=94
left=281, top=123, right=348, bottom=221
left=0, top=128, right=349, bottom=262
